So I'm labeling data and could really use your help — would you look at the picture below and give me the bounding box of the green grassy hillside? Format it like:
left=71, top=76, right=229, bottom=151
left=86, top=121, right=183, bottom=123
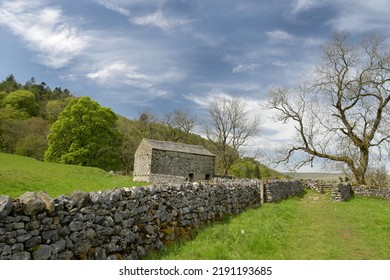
left=0, top=153, right=147, bottom=198
left=229, top=158, right=288, bottom=179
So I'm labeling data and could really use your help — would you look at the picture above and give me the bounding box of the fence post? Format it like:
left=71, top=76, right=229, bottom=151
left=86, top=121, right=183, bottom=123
left=259, top=180, right=264, bottom=204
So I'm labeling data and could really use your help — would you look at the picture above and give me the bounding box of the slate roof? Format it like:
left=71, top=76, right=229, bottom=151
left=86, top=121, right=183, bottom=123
left=142, top=138, right=215, bottom=157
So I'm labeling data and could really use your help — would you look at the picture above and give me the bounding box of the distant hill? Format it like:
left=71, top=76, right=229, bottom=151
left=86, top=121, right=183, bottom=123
left=283, top=172, right=342, bottom=182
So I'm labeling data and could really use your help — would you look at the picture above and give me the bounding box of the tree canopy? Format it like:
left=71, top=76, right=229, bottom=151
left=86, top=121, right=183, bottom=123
left=45, top=96, right=122, bottom=170
left=3, top=90, right=39, bottom=117
left=0, top=76, right=74, bottom=159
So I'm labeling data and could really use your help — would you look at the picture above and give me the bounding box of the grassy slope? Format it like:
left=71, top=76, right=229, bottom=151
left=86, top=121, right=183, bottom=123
left=0, top=153, right=147, bottom=198
left=147, top=190, right=390, bottom=260
left=229, top=159, right=287, bottom=179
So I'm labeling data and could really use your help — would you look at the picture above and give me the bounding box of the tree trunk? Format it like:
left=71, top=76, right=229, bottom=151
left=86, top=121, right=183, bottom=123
left=352, top=147, right=369, bottom=185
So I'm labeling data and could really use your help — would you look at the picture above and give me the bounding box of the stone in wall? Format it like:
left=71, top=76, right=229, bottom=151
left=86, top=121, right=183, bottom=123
left=37, top=192, right=55, bottom=213
left=0, top=196, right=13, bottom=218
left=18, top=192, right=45, bottom=215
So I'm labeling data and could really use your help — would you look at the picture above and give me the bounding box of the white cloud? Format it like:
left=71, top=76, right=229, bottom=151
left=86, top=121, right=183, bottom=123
left=130, top=10, right=191, bottom=31
left=87, top=61, right=127, bottom=81
left=95, top=0, right=131, bottom=17
left=264, top=29, right=323, bottom=51
left=87, top=61, right=152, bottom=88
left=232, top=64, right=259, bottom=74
left=86, top=60, right=186, bottom=91
left=325, top=0, right=390, bottom=32
left=290, top=0, right=390, bottom=33
left=291, top=0, right=327, bottom=14
left=266, top=29, right=295, bottom=41
left=0, top=0, right=89, bottom=68
left=94, top=0, right=169, bottom=15
left=184, top=90, right=228, bottom=109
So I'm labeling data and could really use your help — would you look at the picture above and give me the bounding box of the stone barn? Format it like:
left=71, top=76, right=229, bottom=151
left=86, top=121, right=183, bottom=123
left=133, top=138, right=215, bottom=183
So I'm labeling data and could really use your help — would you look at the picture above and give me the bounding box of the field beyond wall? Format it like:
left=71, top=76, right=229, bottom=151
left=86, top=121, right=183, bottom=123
left=0, top=153, right=146, bottom=198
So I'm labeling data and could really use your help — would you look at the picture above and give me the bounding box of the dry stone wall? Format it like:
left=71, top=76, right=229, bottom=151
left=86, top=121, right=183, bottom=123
left=352, top=185, right=390, bottom=200
left=306, top=180, right=390, bottom=201
left=0, top=180, right=261, bottom=260
left=263, top=180, right=304, bottom=202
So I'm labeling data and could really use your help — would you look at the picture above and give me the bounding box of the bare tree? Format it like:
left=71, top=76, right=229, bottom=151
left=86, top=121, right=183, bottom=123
left=163, top=109, right=196, bottom=142
left=267, top=33, right=390, bottom=184
left=204, top=95, right=261, bottom=175
left=136, top=108, right=159, bottom=139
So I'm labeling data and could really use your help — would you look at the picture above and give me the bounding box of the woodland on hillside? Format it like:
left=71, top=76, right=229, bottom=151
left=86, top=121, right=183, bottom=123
left=0, top=74, right=73, bottom=161
left=0, top=75, right=270, bottom=178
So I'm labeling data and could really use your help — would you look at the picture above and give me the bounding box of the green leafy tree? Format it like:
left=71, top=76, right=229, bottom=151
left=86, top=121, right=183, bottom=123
left=0, top=106, right=30, bottom=153
left=0, top=119, right=25, bottom=153
left=254, top=164, right=261, bottom=179
left=242, top=166, right=251, bottom=178
left=45, top=96, right=122, bottom=170
left=3, top=89, right=39, bottom=117
left=14, top=117, right=50, bottom=160
left=0, top=91, right=7, bottom=106
left=0, top=74, right=21, bottom=93
left=45, top=98, right=73, bottom=123
left=116, top=116, right=141, bottom=174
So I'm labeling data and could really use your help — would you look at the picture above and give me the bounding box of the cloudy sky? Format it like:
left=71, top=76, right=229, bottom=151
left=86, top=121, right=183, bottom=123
left=1, top=0, right=390, bottom=170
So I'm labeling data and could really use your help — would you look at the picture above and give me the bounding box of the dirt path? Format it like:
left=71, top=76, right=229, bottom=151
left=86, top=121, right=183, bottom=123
left=291, top=191, right=374, bottom=259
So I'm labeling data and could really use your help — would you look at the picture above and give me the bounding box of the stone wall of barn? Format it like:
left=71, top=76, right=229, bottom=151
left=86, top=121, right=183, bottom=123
left=150, top=150, right=215, bottom=182
left=133, top=140, right=153, bottom=182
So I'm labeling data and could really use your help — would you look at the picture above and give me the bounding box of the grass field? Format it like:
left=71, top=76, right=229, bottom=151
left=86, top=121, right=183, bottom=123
left=147, top=190, right=390, bottom=260
left=2, top=153, right=390, bottom=259
left=0, top=153, right=147, bottom=198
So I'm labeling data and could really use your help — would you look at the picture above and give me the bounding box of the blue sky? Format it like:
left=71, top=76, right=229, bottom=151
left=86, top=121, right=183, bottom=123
left=1, top=0, right=390, bottom=170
